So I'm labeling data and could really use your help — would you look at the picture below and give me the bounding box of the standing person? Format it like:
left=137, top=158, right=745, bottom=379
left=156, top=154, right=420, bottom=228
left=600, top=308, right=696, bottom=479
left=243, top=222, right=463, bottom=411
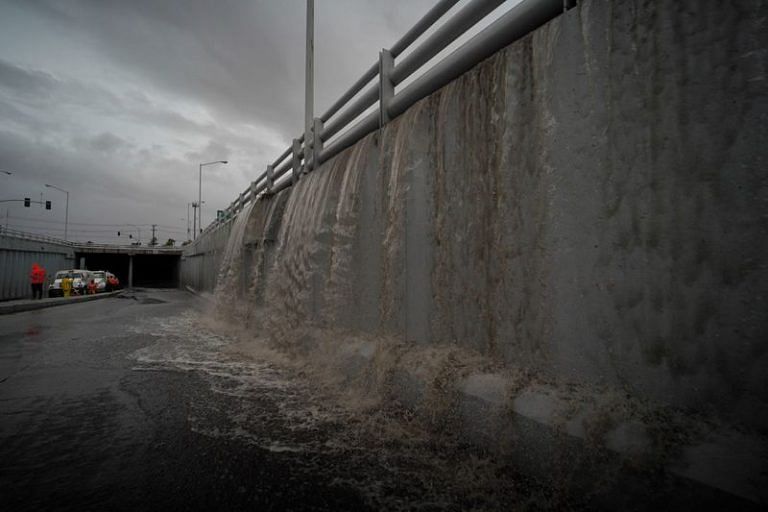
left=61, top=274, right=73, bottom=298
left=29, top=263, right=45, bottom=300
left=87, top=279, right=97, bottom=295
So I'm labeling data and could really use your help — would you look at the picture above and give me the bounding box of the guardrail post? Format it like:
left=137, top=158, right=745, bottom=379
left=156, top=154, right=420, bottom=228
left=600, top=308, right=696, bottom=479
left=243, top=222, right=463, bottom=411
left=250, top=180, right=258, bottom=199
left=379, top=49, right=394, bottom=127
left=312, top=117, right=323, bottom=170
left=266, top=164, right=274, bottom=193
left=292, top=138, right=301, bottom=183
left=239, top=192, right=245, bottom=212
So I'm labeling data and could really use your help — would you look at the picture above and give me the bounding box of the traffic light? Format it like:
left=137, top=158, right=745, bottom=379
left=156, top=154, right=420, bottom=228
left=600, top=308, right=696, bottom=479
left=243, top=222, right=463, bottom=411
left=129, top=234, right=133, bottom=239
left=45, top=200, right=51, bottom=210
left=24, top=197, right=30, bottom=207
left=117, top=231, right=121, bottom=236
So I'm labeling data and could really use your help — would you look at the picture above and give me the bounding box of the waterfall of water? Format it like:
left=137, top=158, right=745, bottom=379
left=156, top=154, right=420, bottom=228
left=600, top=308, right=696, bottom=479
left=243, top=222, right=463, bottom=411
left=213, top=199, right=257, bottom=317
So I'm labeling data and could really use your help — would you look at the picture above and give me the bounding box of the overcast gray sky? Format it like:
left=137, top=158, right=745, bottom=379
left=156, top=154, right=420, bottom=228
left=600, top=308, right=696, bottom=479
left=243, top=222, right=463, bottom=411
left=0, top=0, right=515, bottom=244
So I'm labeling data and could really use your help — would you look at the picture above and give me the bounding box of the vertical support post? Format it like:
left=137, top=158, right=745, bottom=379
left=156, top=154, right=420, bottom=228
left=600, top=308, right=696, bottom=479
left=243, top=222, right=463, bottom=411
left=250, top=180, right=258, bottom=200
left=266, top=165, right=274, bottom=193
left=239, top=192, right=245, bottom=212
left=292, top=138, right=301, bottom=184
left=79, top=256, right=85, bottom=269
left=379, top=49, right=394, bottom=127
left=177, top=256, right=182, bottom=289
left=312, top=117, right=323, bottom=170
left=304, top=0, right=314, bottom=174
left=197, top=163, right=202, bottom=238
left=128, top=255, right=134, bottom=288
left=192, top=203, right=197, bottom=238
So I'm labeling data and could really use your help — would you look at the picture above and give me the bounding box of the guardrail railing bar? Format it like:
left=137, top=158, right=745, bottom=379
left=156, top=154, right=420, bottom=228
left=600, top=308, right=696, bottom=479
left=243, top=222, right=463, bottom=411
left=273, top=159, right=293, bottom=182
left=321, top=83, right=379, bottom=142
left=272, top=145, right=292, bottom=168
left=320, top=62, right=379, bottom=123
left=318, top=110, right=378, bottom=167
left=389, top=0, right=462, bottom=57
left=391, top=0, right=505, bottom=85
left=390, top=0, right=564, bottom=119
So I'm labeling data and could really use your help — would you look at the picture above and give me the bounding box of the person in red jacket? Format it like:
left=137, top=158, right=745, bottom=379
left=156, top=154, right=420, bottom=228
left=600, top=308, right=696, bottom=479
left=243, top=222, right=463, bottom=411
left=29, top=263, right=46, bottom=299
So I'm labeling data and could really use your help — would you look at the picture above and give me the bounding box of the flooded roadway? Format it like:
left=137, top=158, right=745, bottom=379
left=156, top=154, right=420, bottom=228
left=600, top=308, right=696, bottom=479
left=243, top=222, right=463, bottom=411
left=0, top=289, right=558, bottom=511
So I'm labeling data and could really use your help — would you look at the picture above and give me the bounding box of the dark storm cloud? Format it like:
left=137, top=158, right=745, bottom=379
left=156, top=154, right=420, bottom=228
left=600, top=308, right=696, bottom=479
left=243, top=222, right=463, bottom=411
left=0, top=0, right=437, bottom=241
left=0, top=59, right=57, bottom=97
left=18, top=0, right=434, bottom=137
left=83, top=132, right=133, bottom=154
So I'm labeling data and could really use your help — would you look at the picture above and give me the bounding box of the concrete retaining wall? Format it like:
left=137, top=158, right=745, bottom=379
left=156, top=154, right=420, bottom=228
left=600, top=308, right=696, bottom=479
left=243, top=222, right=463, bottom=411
left=0, top=234, right=75, bottom=301
left=180, top=221, right=233, bottom=293
left=180, top=0, right=767, bottom=501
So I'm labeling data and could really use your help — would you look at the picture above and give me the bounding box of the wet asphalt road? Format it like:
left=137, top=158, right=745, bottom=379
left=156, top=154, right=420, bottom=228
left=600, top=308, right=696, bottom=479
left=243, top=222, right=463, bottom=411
left=0, top=289, right=379, bottom=511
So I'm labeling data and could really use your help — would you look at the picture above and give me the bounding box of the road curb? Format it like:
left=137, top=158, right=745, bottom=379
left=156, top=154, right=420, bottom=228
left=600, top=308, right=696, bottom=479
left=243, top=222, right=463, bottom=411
left=0, top=290, right=125, bottom=315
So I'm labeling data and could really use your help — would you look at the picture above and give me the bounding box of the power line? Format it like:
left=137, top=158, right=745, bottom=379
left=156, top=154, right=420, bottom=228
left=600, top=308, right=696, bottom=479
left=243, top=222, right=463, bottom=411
left=7, top=215, right=185, bottom=229
left=6, top=222, right=186, bottom=235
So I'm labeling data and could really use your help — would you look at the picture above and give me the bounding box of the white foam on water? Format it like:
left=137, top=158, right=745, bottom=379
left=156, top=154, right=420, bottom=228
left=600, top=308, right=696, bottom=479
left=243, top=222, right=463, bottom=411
left=128, top=311, right=345, bottom=454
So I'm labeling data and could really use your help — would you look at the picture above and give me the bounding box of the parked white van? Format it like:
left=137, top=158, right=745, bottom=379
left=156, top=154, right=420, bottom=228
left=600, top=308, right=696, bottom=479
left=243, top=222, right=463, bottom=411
left=48, top=270, right=92, bottom=297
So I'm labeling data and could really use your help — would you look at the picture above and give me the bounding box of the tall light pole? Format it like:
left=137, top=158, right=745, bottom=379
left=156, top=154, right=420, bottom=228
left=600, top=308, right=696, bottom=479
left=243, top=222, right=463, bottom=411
left=187, top=203, right=192, bottom=241
left=197, top=160, right=227, bottom=239
left=44, top=183, right=69, bottom=241
left=305, top=0, right=314, bottom=171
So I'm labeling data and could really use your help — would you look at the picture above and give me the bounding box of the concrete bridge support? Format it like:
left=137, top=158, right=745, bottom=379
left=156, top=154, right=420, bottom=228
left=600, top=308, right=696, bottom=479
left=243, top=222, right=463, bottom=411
left=128, top=255, right=133, bottom=289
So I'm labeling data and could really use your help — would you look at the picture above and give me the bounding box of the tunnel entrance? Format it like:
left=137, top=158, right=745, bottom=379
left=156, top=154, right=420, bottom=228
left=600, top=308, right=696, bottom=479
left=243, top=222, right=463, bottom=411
left=133, top=254, right=179, bottom=288
left=76, top=252, right=180, bottom=289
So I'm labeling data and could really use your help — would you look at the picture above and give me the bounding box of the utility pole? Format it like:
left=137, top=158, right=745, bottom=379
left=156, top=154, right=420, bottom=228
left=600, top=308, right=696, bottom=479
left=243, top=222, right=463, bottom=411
left=151, top=224, right=157, bottom=246
left=305, top=0, right=314, bottom=172
left=192, top=202, right=198, bottom=238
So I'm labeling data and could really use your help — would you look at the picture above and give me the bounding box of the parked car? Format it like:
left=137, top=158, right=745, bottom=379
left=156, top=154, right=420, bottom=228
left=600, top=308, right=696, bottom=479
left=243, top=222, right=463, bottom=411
left=90, top=270, right=120, bottom=292
left=48, top=269, right=91, bottom=297
left=91, top=271, right=107, bottom=293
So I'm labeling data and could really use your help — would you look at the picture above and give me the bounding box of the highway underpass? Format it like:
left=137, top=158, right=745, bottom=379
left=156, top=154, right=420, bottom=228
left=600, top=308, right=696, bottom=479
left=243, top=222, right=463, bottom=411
left=75, top=246, right=182, bottom=288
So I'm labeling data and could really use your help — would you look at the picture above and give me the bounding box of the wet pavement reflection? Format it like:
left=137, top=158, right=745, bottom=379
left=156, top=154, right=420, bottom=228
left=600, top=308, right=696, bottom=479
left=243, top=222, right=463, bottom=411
left=0, top=289, right=544, bottom=511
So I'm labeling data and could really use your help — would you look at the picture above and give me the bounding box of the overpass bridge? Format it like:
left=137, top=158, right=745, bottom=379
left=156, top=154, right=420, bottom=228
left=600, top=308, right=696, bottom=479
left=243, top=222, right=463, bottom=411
left=0, top=228, right=182, bottom=300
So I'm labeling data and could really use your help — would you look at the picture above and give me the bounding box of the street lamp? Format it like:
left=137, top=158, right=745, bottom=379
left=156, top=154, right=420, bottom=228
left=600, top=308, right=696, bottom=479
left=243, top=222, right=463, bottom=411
left=44, top=183, right=69, bottom=241
left=197, top=160, right=227, bottom=239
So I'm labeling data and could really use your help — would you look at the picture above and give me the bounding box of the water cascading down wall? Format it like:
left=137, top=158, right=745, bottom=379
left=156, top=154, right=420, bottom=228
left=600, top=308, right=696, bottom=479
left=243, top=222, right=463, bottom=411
left=183, top=0, right=766, bottom=443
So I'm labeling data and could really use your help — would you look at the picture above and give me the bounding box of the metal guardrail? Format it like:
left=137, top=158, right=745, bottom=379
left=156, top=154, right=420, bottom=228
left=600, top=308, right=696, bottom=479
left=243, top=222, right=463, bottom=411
left=0, top=227, right=74, bottom=246
left=0, top=227, right=181, bottom=251
left=198, top=0, right=575, bottom=240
